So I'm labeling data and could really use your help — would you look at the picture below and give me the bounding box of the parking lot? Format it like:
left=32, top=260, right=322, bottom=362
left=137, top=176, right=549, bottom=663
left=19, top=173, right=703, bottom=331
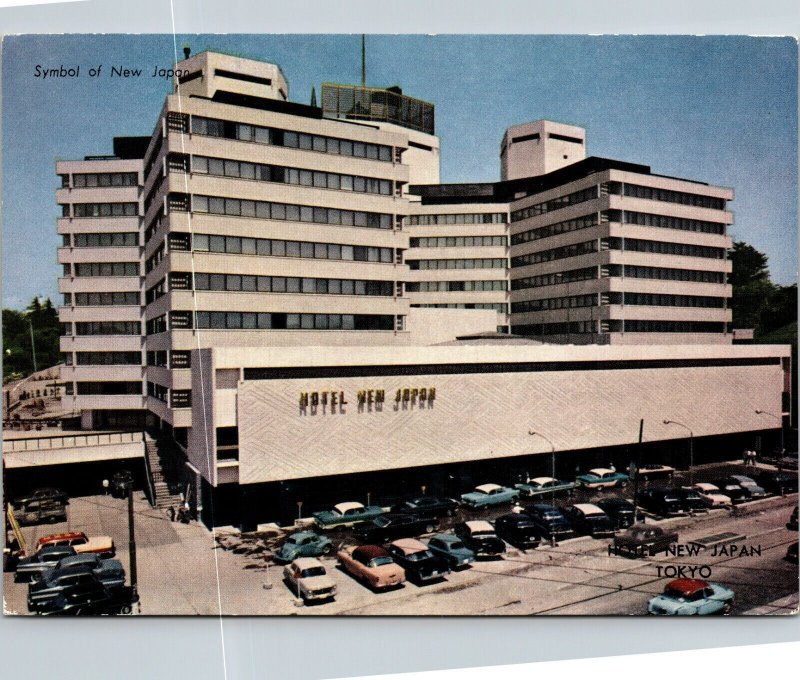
left=3, top=460, right=798, bottom=616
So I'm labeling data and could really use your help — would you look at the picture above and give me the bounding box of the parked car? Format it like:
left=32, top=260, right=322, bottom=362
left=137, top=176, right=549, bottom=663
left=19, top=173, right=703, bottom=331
left=385, top=538, right=450, bottom=584
left=786, top=542, right=798, bottom=564
left=283, top=557, right=337, bottom=603
left=28, top=564, right=124, bottom=613
left=36, top=531, right=115, bottom=558
left=638, top=488, right=685, bottom=517
left=596, top=498, right=638, bottom=529
left=14, top=546, right=77, bottom=582
left=453, top=521, right=506, bottom=558
left=110, top=470, right=134, bottom=498
left=576, top=468, right=629, bottom=490
left=692, top=483, right=732, bottom=507
left=788, top=507, right=799, bottom=532
left=36, top=553, right=125, bottom=587
left=514, top=477, right=575, bottom=499
left=390, top=496, right=459, bottom=520
left=524, top=504, right=576, bottom=541
left=612, top=525, right=678, bottom=558
left=563, top=504, right=616, bottom=538
left=710, top=479, right=750, bottom=504
left=272, top=531, right=335, bottom=563
left=755, top=471, right=799, bottom=495
left=460, top=484, right=520, bottom=509
left=759, top=450, right=799, bottom=471
left=426, top=533, right=476, bottom=570
left=354, top=513, right=437, bottom=544
left=647, top=579, right=734, bottom=615
left=11, top=488, right=69, bottom=508
left=726, top=475, right=768, bottom=500
left=494, top=513, right=541, bottom=549
left=636, top=464, right=676, bottom=480
left=13, top=498, right=67, bottom=526
left=313, top=502, right=385, bottom=530
left=37, top=583, right=136, bottom=616
left=674, top=487, right=709, bottom=514
left=337, top=545, right=405, bottom=590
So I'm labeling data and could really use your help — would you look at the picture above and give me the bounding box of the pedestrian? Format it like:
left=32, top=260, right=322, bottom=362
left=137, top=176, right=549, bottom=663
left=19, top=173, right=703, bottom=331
left=167, top=506, right=176, bottom=522
left=743, top=450, right=750, bottom=466
left=750, top=450, right=758, bottom=466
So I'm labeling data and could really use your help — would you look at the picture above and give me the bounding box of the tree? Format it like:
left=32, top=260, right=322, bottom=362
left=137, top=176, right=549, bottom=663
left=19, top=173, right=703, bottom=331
left=729, top=241, right=770, bottom=287
left=2, top=297, right=62, bottom=379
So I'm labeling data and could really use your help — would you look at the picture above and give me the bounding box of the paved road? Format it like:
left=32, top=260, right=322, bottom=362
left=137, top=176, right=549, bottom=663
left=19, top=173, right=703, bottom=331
left=4, top=485, right=797, bottom=616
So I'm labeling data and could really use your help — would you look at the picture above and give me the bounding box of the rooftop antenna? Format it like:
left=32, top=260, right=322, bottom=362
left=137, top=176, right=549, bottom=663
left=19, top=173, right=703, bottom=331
left=182, top=45, right=191, bottom=60
left=310, top=86, right=317, bottom=107
left=361, top=34, right=366, bottom=87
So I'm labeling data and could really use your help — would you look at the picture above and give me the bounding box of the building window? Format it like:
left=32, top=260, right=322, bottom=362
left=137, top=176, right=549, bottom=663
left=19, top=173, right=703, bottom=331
left=409, top=236, right=507, bottom=247
left=607, top=182, right=726, bottom=211
left=511, top=267, right=598, bottom=291
left=511, top=186, right=598, bottom=222
left=512, top=294, right=597, bottom=314
left=407, top=213, right=506, bottom=225
left=73, top=232, right=139, bottom=247
left=511, top=240, right=598, bottom=267
left=74, top=292, right=140, bottom=306
left=606, top=292, right=727, bottom=308
left=605, top=237, right=726, bottom=260
left=194, top=311, right=395, bottom=331
left=75, top=352, right=141, bottom=366
left=511, top=213, right=599, bottom=245
left=71, top=172, right=138, bottom=188
left=190, top=272, right=394, bottom=297
left=407, top=258, right=508, bottom=270
left=147, top=381, right=168, bottom=402
left=76, top=381, right=142, bottom=395
left=146, top=316, right=167, bottom=335
left=74, top=262, right=139, bottom=277
left=146, top=351, right=168, bottom=367
left=75, top=321, right=140, bottom=336
left=190, top=115, right=393, bottom=162
left=171, top=390, right=192, bottom=408
left=72, top=203, right=138, bottom=218
left=411, top=303, right=508, bottom=313
left=606, top=264, right=725, bottom=284
left=190, top=194, right=393, bottom=230
left=615, top=210, right=726, bottom=236
left=406, top=280, right=507, bottom=292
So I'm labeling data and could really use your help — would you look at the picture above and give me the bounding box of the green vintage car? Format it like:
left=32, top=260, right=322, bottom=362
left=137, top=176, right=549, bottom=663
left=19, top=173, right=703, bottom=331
left=313, top=502, right=385, bottom=530
left=272, top=531, right=335, bottom=563
left=576, top=468, right=629, bottom=490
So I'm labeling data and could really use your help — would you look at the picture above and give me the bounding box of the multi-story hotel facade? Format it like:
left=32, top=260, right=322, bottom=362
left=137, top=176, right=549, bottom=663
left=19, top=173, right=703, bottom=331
left=50, top=50, right=788, bottom=527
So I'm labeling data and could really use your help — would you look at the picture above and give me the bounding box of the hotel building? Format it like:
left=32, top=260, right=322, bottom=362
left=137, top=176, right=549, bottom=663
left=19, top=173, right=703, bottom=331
left=46, top=50, right=788, bottom=527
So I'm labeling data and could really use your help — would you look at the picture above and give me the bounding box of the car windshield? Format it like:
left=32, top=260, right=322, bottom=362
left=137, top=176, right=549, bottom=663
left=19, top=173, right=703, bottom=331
left=373, top=516, right=392, bottom=527
left=285, top=537, right=299, bottom=545
left=449, top=541, right=465, bottom=551
left=663, top=588, right=690, bottom=601
left=370, top=557, right=394, bottom=567
left=301, top=567, right=326, bottom=578
left=406, top=552, right=429, bottom=562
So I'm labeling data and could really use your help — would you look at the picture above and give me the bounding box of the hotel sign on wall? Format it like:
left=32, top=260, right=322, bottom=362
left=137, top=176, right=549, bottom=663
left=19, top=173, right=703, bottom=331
left=298, top=387, right=436, bottom=415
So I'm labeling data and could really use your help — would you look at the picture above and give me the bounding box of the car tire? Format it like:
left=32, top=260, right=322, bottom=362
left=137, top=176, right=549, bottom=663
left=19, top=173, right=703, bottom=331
left=425, top=523, right=435, bottom=534
left=120, top=604, right=132, bottom=615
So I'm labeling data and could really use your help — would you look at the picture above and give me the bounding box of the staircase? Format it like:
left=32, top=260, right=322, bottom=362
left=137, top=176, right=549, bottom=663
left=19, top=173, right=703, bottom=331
left=144, top=433, right=186, bottom=510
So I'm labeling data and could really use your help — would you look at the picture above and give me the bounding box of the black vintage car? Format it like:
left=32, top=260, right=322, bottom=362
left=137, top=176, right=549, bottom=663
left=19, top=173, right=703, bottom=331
left=524, top=504, right=576, bottom=541
left=13, top=498, right=67, bottom=527
left=37, top=583, right=137, bottom=616
left=637, top=488, right=684, bottom=517
left=563, top=504, right=616, bottom=538
left=452, top=521, right=506, bottom=558
left=390, top=496, right=460, bottom=520
left=353, top=513, right=437, bottom=544
left=612, top=525, right=678, bottom=558
left=786, top=542, right=798, bottom=564
left=110, top=470, right=135, bottom=498
left=710, top=480, right=750, bottom=504
left=12, top=488, right=68, bottom=508
left=788, top=507, right=799, bottom=532
left=494, top=513, right=541, bottom=549
left=674, top=487, right=708, bottom=514
left=15, top=546, right=77, bottom=583
left=385, top=538, right=450, bottom=584
left=596, top=498, right=638, bottom=530
left=755, top=471, right=799, bottom=495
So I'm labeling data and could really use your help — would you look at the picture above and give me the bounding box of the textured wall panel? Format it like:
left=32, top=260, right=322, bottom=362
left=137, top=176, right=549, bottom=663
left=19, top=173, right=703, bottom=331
left=237, top=364, right=783, bottom=484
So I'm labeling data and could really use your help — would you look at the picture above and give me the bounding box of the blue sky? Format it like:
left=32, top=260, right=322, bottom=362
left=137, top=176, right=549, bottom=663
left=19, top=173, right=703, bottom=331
left=2, top=34, right=797, bottom=309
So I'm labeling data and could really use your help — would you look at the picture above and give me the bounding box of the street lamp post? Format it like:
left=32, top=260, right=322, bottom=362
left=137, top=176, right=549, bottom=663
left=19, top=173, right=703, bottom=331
left=528, top=430, right=556, bottom=499
left=756, top=409, right=785, bottom=494
left=127, top=484, right=139, bottom=613
left=663, top=419, right=694, bottom=486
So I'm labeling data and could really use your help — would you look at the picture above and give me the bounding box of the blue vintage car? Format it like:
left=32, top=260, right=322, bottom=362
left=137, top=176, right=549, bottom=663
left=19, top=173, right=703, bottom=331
left=514, top=476, right=576, bottom=498
left=460, top=484, right=520, bottom=509
left=576, top=468, right=629, bottom=490
left=648, top=579, right=734, bottom=615
left=273, top=531, right=335, bottom=563
left=312, top=502, right=385, bottom=530
left=426, top=533, right=475, bottom=569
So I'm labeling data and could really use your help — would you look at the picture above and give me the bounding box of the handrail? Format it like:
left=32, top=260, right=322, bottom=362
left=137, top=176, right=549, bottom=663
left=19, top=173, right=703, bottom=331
left=3, top=430, right=143, bottom=452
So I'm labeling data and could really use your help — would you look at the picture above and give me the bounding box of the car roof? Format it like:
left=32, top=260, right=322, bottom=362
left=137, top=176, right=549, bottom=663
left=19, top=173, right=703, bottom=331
left=694, top=483, right=718, bottom=491
left=334, top=502, right=364, bottom=513
left=390, top=538, right=428, bottom=554
left=38, top=531, right=86, bottom=545
left=588, top=468, right=613, bottom=475
left=353, top=545, right=390, bottom=561
left=288, top=530, right=318, bottom=540
left=529, top=477, right=555, bottom=484
left=292, top=557, right=324, bottom=569
left=57, top=554, right=98, bottom=566
left=432, top=533, right=460, bottom=543
left=475, top=483, right=503, bottom=493
left=666, top=578, right=709, bottom=596
left=574, top=503, right=604, bottom=514
left=465, top=520, right=495, bottom=532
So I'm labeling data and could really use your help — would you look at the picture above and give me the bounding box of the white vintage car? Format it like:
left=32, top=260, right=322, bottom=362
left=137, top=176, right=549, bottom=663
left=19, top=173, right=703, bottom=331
left=692, top=483, right=732, bottom=507
left=283, top=557, right=337, bottom=603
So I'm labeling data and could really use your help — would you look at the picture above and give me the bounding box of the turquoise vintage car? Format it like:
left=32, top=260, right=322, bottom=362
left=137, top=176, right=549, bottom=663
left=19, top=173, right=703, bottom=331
left=648, top=579, right=734, bottom=615
left=272, top=531, right=335, bottom=563
left=460, top=484, right=520, bottom=509
left=576, top=468, right=629, bottom=490
left=312, top=502, right=385, bottom=530
left=514, top=476, right=576, bottom=498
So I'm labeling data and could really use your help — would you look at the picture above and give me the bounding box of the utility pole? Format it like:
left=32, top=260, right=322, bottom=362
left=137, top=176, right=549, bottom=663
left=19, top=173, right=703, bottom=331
left=28, top=317, right=37, bottom=373
left=631, top=419, right=644, bottom=523
left=127, top=486, right=139, bottom=611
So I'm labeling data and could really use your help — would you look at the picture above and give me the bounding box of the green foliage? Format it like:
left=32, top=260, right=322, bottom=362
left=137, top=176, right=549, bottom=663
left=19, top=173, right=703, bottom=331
left=2, top=297, right=62, bottom=379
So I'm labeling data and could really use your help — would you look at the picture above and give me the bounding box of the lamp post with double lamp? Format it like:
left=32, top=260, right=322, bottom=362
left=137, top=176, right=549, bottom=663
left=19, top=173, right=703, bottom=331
left=663, top=419, right=694, bottom=486
left=755, top=409, right=785, bottom=494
